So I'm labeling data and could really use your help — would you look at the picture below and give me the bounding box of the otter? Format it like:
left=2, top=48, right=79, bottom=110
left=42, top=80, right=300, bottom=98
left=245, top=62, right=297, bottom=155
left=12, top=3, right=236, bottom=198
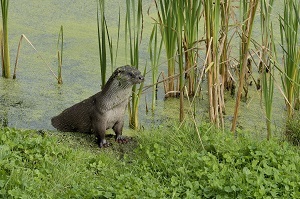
left=51, top=65, right=144, bottom=147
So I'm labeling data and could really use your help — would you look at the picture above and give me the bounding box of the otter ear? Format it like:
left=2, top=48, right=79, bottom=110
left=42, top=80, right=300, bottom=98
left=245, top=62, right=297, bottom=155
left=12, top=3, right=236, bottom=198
left=116, top=67, right=126, bottom=75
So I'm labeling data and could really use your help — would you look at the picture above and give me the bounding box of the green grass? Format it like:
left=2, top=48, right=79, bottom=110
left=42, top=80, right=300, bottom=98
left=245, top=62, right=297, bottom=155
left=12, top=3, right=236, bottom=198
left=1, top=124, right=300, bottom=198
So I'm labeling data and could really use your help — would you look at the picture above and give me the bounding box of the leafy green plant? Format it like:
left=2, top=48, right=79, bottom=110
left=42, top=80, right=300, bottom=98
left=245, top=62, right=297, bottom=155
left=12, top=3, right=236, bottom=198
left=2, top=123, right=300, bottom=198
left=0, top=0, right=10, bottom=78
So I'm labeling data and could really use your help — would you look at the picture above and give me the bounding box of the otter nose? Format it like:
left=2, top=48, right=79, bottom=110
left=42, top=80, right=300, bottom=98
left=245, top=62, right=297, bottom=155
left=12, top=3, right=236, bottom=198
left=139, top=76, right=144, bottom=81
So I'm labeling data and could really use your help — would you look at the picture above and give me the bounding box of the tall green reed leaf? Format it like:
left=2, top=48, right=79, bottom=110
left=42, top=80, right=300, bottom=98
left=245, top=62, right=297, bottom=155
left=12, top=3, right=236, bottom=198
left=97, top=0, right=107, bottom=89
left=149, top=24, right=162, bottom=111
left=0, top=0, right=10, bottom=78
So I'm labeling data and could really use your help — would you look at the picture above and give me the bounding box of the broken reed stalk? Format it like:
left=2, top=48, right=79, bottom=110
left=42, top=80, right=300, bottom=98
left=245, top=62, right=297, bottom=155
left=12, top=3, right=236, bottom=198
left=279, top=0, right=300, bottom=119
left=13, top=34, right=58, bottom=81
left=1, top=0, right=10, bottom=78
left=57, top=25, right=63, bottom=84
left=260, top=0, right=275, bottom=140
left=125, top=0, right=144, bottom=130
left=231, top=0, right=259, bottom=133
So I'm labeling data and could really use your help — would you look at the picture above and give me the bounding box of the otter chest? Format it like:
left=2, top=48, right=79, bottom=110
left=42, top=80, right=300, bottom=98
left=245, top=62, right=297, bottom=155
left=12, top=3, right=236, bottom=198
left=104, top=100, right=127, bottom=129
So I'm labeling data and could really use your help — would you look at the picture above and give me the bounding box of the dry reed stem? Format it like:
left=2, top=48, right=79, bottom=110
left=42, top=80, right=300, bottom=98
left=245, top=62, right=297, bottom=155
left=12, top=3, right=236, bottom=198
left=13, top=34, right=58, bottom=81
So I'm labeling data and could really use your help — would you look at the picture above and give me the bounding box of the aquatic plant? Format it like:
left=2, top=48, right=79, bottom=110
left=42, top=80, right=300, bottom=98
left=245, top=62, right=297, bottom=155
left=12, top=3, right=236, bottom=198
left=231, top=0, right=259, bottom=133
left=57, top=25, right=63, bottom=84
left=0, top=0, right=10, bottom=78
left=279, top=0, right=300, bottom=119
left=125, top=0, right=144, bottom=129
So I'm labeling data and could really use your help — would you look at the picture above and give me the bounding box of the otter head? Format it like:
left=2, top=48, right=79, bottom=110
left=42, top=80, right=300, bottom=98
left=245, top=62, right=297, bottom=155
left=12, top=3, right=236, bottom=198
left=114, top=65, right=144, bottom=86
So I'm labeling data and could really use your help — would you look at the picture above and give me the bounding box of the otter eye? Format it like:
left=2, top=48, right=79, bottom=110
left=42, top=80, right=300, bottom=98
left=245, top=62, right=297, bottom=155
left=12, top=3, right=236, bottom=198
left=128, top=72, right=134, bottom=78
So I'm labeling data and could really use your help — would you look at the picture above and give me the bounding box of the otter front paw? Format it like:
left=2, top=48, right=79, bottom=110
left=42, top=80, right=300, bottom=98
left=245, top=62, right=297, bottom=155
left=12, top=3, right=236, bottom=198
left=98, top=139, right=112, bottom=148
left=115, top=135, right=130, bottom=144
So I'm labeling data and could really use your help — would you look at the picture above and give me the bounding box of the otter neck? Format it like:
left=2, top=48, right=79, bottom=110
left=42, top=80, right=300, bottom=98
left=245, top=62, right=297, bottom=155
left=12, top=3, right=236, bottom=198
left=99, top=78, right=133, bottom=111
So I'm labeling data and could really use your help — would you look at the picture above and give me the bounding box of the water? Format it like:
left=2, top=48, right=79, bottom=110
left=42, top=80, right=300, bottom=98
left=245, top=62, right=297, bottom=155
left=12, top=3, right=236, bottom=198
left=0, top=0, right=287, bottom=136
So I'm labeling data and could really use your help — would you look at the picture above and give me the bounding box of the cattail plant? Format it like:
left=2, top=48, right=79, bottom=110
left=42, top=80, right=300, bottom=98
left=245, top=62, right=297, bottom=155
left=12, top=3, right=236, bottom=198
left=154, top=0, right=177, bottom=98
left=57, top=25, right=63, bottom=84
left=279, top=0, right=300, bottom=119
left=260, top=0, right=275, bottom=140
left=231, top=0, right=259, bottom=133
left=125, top=0, right=144, bottom=129
left=1, top=0, right=10, bottom=78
